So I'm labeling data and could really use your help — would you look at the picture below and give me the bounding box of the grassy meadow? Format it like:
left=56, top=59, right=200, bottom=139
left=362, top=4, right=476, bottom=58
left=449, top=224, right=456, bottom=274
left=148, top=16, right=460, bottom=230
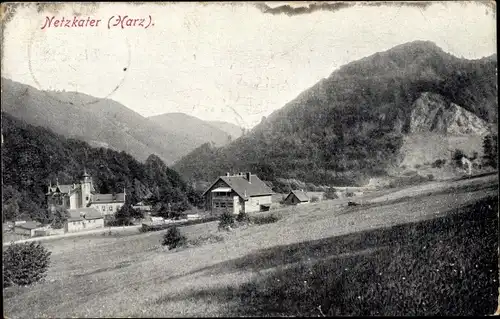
left=3, top=174, right=499, bottom=317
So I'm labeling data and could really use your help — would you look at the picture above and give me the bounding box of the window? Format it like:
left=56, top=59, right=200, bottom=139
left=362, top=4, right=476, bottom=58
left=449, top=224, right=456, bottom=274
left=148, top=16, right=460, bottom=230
left=109, top=206, right=113, bottom=211
left=220, top=203, right=226, bottom=208
left=102, top=206, right=105, bottom=211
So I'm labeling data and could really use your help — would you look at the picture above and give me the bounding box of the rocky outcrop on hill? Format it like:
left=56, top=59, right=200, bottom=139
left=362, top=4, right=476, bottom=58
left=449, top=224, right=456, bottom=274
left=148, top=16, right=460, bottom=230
left=409, top=92, right=490, bottom=136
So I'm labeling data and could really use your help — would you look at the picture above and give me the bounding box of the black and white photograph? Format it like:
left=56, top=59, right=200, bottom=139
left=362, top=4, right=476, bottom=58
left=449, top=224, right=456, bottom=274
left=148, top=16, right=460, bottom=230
left=1, top=1, right=498, bottom=317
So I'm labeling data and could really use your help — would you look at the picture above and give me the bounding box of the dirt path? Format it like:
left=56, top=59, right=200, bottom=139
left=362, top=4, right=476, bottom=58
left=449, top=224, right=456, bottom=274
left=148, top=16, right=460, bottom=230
left=2, top=225, right=141, bottom=246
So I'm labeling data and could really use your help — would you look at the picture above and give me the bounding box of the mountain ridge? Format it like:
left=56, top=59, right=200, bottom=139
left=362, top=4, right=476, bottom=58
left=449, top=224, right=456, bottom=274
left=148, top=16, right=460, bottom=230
left=1, top=78, right=242, bottom=165
left=173, top=41, right=497, bottom=188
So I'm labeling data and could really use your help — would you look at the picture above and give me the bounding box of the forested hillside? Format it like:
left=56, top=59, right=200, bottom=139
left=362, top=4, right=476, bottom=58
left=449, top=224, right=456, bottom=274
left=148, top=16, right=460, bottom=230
left=174, top=41, right=497, bottom=188
left=1, top=78, right=229, bottom=165
left=1, top=112, right=201, bottom=222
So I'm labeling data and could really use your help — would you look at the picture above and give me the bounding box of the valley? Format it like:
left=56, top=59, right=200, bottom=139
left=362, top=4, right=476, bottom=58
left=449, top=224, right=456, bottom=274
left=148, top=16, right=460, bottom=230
left=2, top=32, right=498, bottom=318
left=3, top=172, right=497, bottom=317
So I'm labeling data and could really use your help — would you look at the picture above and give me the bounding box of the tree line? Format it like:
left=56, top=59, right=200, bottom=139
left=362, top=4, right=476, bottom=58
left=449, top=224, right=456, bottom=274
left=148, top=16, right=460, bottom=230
left=1, top=112, right=203, bottom=224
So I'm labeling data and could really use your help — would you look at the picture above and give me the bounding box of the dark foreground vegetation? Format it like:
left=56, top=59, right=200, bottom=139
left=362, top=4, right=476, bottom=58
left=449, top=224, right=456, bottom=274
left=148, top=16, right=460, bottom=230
left=162, top=196, right=498, bottom=316
left=3, top=242, right=51, bottom=288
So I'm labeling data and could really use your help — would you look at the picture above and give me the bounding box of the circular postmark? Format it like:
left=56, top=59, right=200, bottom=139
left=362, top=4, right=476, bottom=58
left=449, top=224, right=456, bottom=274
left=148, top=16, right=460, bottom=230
left=27, top=22, right=131, bottom=106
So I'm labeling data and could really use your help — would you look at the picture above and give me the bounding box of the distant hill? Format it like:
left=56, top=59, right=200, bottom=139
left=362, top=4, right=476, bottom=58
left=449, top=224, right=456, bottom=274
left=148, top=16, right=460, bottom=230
left=207, top=120, right=245, bottom=140
left=0, top=79, right=226, bottom=165
left=148, top=113, right=234, bottom=147
left=174, top=41, right=497, bottom=189
left=1, top=112, right=201, bottom=222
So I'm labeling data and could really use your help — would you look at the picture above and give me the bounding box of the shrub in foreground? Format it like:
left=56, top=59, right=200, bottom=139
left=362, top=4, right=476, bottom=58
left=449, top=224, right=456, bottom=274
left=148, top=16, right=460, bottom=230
left=161, top=226, right=187, bottom=250
left=219, top=212, right=236, bottom=231
left=236, top=211, right=251, bottom=223
left=3, top=242, right=51, bottom=287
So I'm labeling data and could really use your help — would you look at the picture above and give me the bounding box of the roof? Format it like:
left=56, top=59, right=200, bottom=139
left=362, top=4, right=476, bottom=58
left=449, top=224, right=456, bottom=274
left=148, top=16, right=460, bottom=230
left=15, top=221, right=42, bottom=230
left=67, top=208, right=103, bottom=221
left=47, top=181, right=96, bottom=195
left=287, top=190, right=310, bottom=202
left=57, top=184, right=74, bottom=194
left=91, top=193, right=125, bottom=203
left=203, top=174, right=274, bottom=199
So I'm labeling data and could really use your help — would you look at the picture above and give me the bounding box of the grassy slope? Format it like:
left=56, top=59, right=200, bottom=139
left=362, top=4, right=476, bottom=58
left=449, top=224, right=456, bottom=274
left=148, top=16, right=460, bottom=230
left=3, top=175, right=498, bottom=317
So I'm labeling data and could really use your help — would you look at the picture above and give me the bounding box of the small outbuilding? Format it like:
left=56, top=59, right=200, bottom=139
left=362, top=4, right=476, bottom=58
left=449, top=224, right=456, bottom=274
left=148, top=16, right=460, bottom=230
left=284, top=190, right=325, bottom=205
left=284, top=190, right=310, bottom=205
left=13, top=221, right=43, bottom=237
left=65, top=208, right=105, bottom=233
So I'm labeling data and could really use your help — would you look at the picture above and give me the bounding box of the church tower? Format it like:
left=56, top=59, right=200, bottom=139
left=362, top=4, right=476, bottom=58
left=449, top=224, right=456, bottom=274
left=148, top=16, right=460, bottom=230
left=80, top=168, right=93, bottom=207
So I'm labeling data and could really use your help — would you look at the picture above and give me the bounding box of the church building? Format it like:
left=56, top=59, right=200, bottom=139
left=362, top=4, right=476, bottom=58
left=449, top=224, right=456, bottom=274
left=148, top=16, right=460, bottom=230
left=46, top=170, right=126, bottom=217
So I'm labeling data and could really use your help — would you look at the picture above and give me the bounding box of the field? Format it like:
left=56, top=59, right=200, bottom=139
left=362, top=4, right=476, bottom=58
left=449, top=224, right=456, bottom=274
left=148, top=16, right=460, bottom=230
left=3, top=174, right=499, bottom=317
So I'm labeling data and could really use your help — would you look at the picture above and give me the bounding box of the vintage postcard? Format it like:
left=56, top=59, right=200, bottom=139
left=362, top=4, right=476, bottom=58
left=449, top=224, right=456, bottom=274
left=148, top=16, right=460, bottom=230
left=1, top=1, right=498, bottom=317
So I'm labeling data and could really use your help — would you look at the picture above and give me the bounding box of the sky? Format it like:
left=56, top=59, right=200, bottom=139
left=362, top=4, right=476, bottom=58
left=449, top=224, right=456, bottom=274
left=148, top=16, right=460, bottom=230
left=2, top=2, right=497, bottom=129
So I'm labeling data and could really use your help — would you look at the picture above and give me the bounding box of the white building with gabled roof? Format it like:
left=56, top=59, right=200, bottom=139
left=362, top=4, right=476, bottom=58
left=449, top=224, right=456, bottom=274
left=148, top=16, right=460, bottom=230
left=46, top=170, right=126, bottom=217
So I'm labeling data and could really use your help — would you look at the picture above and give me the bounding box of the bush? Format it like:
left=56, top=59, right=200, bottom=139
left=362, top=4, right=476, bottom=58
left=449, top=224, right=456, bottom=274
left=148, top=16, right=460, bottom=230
left=310, top=196, right=320, bottom=203
left=427, top=174, right=435, bottom=181
left=113, top=204, right=140, bottom=226
left=218, top=212, right=236, bottom=231
left=345, top=192, right=355, bottom=198
left=3, top=242, right=51, bottom=287
left=161, top=226, right=187, bottom=250
left=431, top=159, right=446, bottom=168
left=50, top=206, right=68, bottom=229
left=252, top=213, right=280, bottom=225
left=236, top=211, right=251, bottom=223
left=453, top=149, right=466, bottom=167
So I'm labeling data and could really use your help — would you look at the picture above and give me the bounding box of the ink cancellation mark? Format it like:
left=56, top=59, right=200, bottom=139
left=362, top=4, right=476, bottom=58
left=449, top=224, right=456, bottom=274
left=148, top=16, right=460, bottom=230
left=28, top=28, right=132, bottom=106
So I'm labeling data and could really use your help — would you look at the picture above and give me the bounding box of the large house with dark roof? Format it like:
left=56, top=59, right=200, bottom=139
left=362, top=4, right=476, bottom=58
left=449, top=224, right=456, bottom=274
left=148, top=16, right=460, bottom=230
left=203, top=172, right=274, bottom=215
left=46, top=170, right=126, bottom=217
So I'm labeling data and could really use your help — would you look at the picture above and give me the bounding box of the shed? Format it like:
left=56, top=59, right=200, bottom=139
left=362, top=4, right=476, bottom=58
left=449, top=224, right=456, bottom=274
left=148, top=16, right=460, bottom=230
left=14, top=221, right=43, bottom=237
left=65, top=208, right=105, bottom=233
left=284, top=190, right=310, bottom=205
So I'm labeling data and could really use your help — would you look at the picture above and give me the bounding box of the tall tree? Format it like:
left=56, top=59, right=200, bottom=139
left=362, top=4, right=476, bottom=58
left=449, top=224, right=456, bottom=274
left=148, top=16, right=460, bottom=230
left=482, top=134, right=498, bottom=168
